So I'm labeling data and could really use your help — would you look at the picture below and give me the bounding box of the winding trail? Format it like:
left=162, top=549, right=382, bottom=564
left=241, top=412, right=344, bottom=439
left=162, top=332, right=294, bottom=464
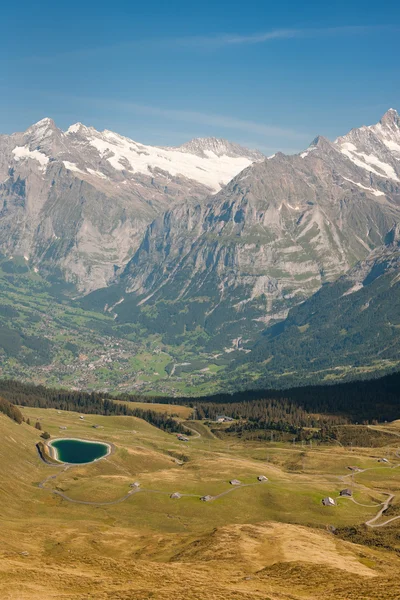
left=183, top=422, right=217, bottom=440
left=37, top=462, right=400, bottom=527
left=52, top=486, right=141, bottom=506
left=183, top=425, right=201, bottom=439
left=365, top=494, right=397, bottom=528
left=335, top=441, right=400, bottom=527
left=211, top=482, right=262, bottom=500
left=37, top=468, right=265, bottom=506
left=36, top=428, right=400, bottom=527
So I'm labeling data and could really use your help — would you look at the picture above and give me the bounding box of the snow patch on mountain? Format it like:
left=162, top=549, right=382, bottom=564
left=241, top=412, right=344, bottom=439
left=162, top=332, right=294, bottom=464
left=338, top=142, right=399, bottom=181
left=63, top=161, right=86, bottom=174
left=87, top=168, right=109, bottom=180
left=342, top=176, right=385, bottom=196
left=86, top=131, right=261, bottom=192
left=12, top=145, right=49, bottom=169
left=369, top=108, right=400, bottom=158
left=300, top=146, right=317, bottom=159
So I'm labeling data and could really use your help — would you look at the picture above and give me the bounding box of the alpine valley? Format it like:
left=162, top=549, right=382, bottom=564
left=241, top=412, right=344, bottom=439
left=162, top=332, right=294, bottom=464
left=1, top=110, right=400, bottom=394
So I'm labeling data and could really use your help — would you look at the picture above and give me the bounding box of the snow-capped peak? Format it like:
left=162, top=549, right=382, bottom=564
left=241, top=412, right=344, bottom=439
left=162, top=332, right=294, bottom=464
left=175, top=137, right=264, bottom=160
left=380, top=107, right=399, bottom=123
left=30, top=117, right=56, bottom=128
left=334, top=108, right=400, bottom=180
left=25, top=117, right=58, bottom=140
left=368, top=108, right=400, bottom=158
left=67, top=122, right=90, bottom=135
left=8, top=119, right=264, bottom=193
left=82, top=129, right=263, bottom=191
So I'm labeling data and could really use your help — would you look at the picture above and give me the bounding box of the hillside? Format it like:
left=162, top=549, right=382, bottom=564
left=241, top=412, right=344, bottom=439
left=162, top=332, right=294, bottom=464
left=231, top=227, right=400, bottom=387
left=2, top=399, right=400, bottom=599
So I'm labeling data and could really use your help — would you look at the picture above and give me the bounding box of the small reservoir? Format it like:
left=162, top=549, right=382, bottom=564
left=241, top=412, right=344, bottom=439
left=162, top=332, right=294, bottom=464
left=48, top=438, right=111, bottom=464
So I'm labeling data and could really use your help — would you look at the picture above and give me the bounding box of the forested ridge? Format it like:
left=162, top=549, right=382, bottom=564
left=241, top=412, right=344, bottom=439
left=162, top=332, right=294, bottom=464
left=1, top=371, right=399, bottom=438
left=172, top=371, right=400, bottom=424
left=0, top=380, right=189, bottom=435
left=0, top=395, right=23, bottom=424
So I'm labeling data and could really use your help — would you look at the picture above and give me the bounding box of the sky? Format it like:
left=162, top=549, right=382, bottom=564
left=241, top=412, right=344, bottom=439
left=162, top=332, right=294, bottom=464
left=2, top=0, right=399, bottom=154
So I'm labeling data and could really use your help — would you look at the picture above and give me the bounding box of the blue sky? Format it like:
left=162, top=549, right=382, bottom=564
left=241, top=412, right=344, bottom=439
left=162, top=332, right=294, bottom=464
left=2, top=0, right=399, bottom=154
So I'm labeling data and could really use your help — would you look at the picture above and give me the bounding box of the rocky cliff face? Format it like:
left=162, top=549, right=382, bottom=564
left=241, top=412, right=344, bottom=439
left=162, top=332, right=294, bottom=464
left=234, top=223, right=400, bottom=386
left=0, top=119, right=262, bottom=292
left=113, top=109, right=400, bottom=347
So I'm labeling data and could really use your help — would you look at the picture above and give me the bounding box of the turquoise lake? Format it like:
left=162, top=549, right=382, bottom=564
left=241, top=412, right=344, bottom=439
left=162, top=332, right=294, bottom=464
left=49, top=438, right=110, bottom=464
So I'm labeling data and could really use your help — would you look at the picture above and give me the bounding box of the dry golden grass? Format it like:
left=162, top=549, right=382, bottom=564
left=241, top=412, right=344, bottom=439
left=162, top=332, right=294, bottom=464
left=2, top=520, right=400, bottom=600
left=1, top=408, right=400, bottom=599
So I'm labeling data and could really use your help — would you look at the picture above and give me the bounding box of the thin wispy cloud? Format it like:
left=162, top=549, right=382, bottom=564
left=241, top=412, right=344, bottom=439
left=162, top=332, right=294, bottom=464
left=28, top=89, right=311, bottom=142
left=167, top=25, right=396, bottom=49
left=10, top=25, right=397, bottom=64
left=109, top=100, right=309, bottom=139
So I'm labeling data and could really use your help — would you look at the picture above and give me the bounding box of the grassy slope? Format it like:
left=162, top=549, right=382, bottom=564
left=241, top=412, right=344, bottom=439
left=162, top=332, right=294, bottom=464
left=1, top=410, right=400, bottom=598
left=232, top=267, right=400, bottom=389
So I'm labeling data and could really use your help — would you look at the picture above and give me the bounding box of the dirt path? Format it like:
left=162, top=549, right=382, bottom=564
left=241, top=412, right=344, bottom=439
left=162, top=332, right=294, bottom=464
left=38, top=458, right=400, bottom=526
left=364, top=494, right=397, bottom=528
left=183, top=422, right=217, bottom=440
left=337, top=452, right=400, bottom=528
left=52, top=487, right=141, bottom=506
left=39, top=466, right=400, bottom=524
left=183, top=425, right=201, bottom=439
left=37, top=468, right=265, bottom=506
left=367, top=425, right=400, bottom=439
left=368, top=513, right=400, bottom=528
left=36, top=432, right=400, bottom=527
left=211, top=482, right=265, bottom=500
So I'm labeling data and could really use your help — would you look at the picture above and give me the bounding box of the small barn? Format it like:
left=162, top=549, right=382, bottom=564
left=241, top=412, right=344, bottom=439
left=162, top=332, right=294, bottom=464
left=340, top=489, right=352, bottom=497
left=200, top=495, right=213, bottom=502
left=230, top=479, right=241, bottom=486
left=170, top=492, right=182, bottom=499
left=378, top=458, right=389, bottom=463
left=215, top=415, right=234, bottom=423
left=130, top=482, right=140, bottom=488
left=322, top=497, right=336, bottom=507
left=257, top=475, right=268, bottom=482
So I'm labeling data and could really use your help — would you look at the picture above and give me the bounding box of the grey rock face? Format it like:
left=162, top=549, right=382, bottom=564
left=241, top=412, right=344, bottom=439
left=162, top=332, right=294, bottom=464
left=339, top=223, right=400, bottom=292
left=172, top=137, right=265, bottom=160
left=240, top=225, right=400, bottom=384
left=0, top=119, right=262, bottom=292
left=116, top=110, right=400, bottom=343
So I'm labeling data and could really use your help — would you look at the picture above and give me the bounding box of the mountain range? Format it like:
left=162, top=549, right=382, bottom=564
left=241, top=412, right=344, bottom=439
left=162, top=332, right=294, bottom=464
left=1, top=109, right=400, bottom=392
left=0, top=118, right=262, bottom=292
left=84, top=109, right=400, bottom=348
